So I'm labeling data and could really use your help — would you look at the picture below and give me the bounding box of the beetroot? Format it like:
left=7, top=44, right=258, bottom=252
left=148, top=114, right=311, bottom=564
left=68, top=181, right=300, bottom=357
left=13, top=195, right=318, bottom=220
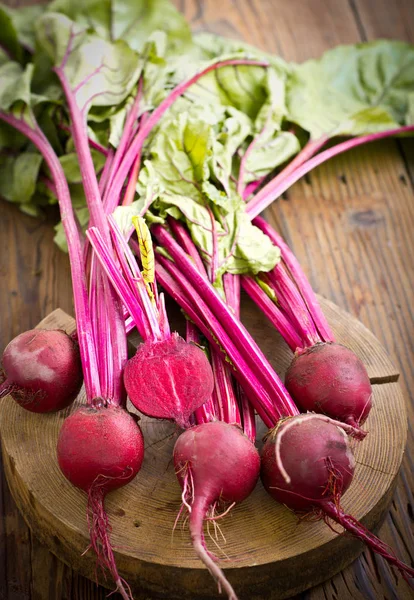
left=285, top=343, right=372, bottom=431
left=261, top=414, right=355, bottom=511
left=57, top=402, right=144, bottom=600
left=0, top=329, right=83, bottom=413
left=174, top=421, right=260, bottom=599
left=261, top=414, right=414, bottom=581
left=124, top=333, right=214, bottom=428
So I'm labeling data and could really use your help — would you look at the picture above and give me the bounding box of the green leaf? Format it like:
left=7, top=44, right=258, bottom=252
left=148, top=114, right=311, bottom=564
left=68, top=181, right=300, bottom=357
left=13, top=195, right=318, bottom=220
left=177, top=58, right=269, bottom=120
left=0, top=120, right=27, bottom=150
left=287, top=41, right=414, bottom=139
left=0, top=4, right=23, bottom=62
left=46, top=0, right=111, bottom=38
left=243, top=131, right=300, bottom=183
left=0, top=55, right=53, bottom=124
left=59, top=149, right=106, bottom=183
left=45, top=0, right=192, bottom=57
left=0, top=151, right=43, bottom=205
left=135, top=160, right=164, bottom=207
left=149, top=112, right=213, bottom=200
left=112, top=199, right=149, bottom=235
left=194, top=32, right=287, bottom=72
left=54, top=205, right=90, bottom=252
left=112, top=0, right=192, bottom=55
left=405, top=92, right=414, bottom=125
left=0, top=3, right=45, bottom=55
left=0, top=60, right=32, bottom=111
left=36, top=13, right=142, bottom=114
left=222, top=210, right=280, bottom=275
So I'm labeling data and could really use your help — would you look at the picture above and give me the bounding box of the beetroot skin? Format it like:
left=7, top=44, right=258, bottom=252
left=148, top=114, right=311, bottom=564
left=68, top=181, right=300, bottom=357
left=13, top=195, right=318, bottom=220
left=285, top=343, right=372, bottom=429
left=124, top=333, right=214, bottom=428
left=1, top=329, right=83, bottom=413
left=57, top=404, right=144, bottom=492
left=261, top=414, right=355, bottom=512
left=174, top=421, right=260, bottom=600
left=57, top=404, right=144, bottom=600
left=260, top=414, right=414, bottom=582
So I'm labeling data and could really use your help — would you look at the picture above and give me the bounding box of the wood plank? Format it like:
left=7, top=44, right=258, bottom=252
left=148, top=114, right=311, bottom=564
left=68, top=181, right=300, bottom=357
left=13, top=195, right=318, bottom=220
left=180, top=0, right=362, bottom=59
left=338, top=6, right=414, bottom=600
left=352, top=0, right=414, bottom=42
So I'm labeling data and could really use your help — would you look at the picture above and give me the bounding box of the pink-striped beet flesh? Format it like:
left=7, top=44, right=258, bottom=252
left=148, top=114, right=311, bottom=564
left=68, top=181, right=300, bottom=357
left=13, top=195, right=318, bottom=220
left=124, top=333, right=214, bottom=428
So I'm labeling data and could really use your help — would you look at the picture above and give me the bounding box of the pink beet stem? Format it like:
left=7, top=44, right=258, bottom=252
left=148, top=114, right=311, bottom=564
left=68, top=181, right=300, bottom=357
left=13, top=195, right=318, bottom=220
left=186, top=323, right=216, bottom=424
left=0, top=112, right=100, bottom=400
left=58, top=122, right=109, bottom=156
left=224, top=273, right=256, bottom=442
left=98, top=147, right=114, bottom=195
left=323, top=501, right=414, bottom=584
left=155, top=255, right=287, bottom=427
left=243, top=176, right=267, bottom=200
left=55, top=67, right=127, bottom=406
left=246, top=127, right=414, bottom=219
left=211, top=349, right=241, bottom=425
left=253, top=216, right=335, bottom=342
left=87, top=227, right=157, bottom=341
left=240, top=275, right=304, bottom=351
left=170, top=219, right=241, bottom=427
left=266, top=264, right=321, bottom=347
left=104, top=78, right=143, bottom=213
left=245, top=136, right=327, bottom=209
left=122, top=150, right=142, bottom=206
left=152, top=225, right=298, bottom=418
left=168, top=217, right=208, bottom=276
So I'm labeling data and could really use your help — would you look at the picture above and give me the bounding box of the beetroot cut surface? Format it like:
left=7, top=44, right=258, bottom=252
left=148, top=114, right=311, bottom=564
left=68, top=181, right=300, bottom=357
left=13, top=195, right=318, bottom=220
left=124, top=333, right=214, bottom=428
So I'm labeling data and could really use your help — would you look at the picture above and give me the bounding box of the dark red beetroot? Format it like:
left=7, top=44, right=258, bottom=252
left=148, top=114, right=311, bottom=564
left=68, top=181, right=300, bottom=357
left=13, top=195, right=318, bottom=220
left=285, top=343, right=372, bottom=432
left=0, top=329, right=83, bottom=412
left=58, top=402, right=144, bottom=600
left=261, top=414, right=414, bottom=582
left=124, top=333, right=214, bottom=428
left=174, top=421, right=260, bottom=600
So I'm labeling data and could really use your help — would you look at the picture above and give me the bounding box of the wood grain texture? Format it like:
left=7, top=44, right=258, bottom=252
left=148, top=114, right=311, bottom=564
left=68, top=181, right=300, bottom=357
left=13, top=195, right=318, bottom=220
left=0, top=308, right=407, bottom=600
left=0, top=0, right=413, bottom=599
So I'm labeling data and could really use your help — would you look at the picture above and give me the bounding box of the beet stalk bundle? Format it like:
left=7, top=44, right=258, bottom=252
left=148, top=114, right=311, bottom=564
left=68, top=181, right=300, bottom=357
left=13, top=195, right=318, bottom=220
left=240, top=217, right=372, bottom=437
left=88, top=215, right=260, bottom=600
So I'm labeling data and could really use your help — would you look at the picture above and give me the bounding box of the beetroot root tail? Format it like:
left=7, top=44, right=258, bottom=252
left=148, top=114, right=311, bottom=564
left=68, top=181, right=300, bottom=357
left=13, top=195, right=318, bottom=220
left=87, top=484, right=133, bottom=600
left=324, top=502, right=414, bottom=584
left=189, top=498, right=239, bottom=600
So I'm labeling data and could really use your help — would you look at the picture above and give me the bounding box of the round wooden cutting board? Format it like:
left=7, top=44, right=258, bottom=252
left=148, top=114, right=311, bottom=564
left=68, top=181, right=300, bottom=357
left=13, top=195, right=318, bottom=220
left=0, top=297, right=406, bottom=600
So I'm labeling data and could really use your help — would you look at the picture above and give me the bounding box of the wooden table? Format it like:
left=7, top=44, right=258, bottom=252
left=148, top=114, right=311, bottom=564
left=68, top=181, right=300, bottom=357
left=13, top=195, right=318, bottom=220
left=0, top=1, right=413, bottom=598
